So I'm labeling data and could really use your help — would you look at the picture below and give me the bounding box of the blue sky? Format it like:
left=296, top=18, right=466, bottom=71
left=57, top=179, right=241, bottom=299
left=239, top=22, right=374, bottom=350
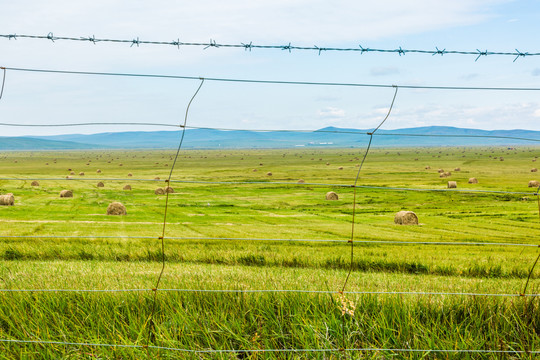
left=1, top=0, right=539, bottom=136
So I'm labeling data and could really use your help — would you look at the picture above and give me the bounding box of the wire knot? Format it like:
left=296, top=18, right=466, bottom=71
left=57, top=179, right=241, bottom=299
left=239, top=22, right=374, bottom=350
left=204, top=39, right=218, bottom=50
left=433, top=47, right=446, bottom=56
left=82, top=35, right=96, bottom=44
left=282, top=42, right=292, bottom=53
left=475, top=49, right=488, bottom=61
left=314, top=45, right=327, bottom=56
left=397, top=46, right=406, bottom=56
left=8, top=34, right=16, bottom=40
left=513, top=49, right=528, bottom=62
left=242, top=42, right=253, bottom=51
left=172, top=38, right=182, bottom=49
left=131, top=37, right=140, bottom=47
left=359, top=45, right=369, bottom=54
left=46, top=32, right=55, bottom=42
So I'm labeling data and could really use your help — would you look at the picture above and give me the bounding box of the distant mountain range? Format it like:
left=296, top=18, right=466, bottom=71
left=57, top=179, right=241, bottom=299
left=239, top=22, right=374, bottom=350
left=1, top=126, right=540, bottom=150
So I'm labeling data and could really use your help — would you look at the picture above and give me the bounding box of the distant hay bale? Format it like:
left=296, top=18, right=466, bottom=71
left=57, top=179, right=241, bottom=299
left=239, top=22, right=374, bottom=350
left=97, top=182, right=104, bottom=187
left=59, top=190, right=73, bottom=198
left=325, top=191, right=339, bottom=200
left=31, top=181, right=39, bottom=186
left=532, top=168, right=538, bottom=172
left=468, top=177, right=479, bottom=184
left=123, top=185, right=132, bottom=190
left=326, top=162, right=330, bottom=165
left=425, top=166, right=431, bottom=169
left=119, top=164, right=123, bottom=166
left=70, top=171, right=75, bottom=175
left=154, top=177, right=160, bottom=180
left=437, top=169, right=444, bottom=173
left=0, top=193, right=14, bottom=206
left=447, top=181, right=457, bottom=188
left=528, top=180, right=540, bottom=187
left=533, top=159, right=537, bottom=162
left=439, top=172, right=450, bottom=178
left=252, top=169, right=257, bottom=172
left=394, top=211, right=418, bottom=225
left=79, top=172, right=85, bottom=176
left=164, top=186, right=174, bottom=193
left=266, top=172, right=272, bottom=176
left=500, top=157, right=504, bottom=161
left=155, top=188, right=165, bottom=195
left=107, top=201, right=127, bottom=216
left=128, top=173, right=133, bottom=177
left=66, top=176, right=73, bottom=179
left=338, top=166, right=343, bottom=170
left=454, top=168, right=461, bottom=171
left=297, top=179, right=305, bottom=184
left=96, top=169, right=101, bottom=173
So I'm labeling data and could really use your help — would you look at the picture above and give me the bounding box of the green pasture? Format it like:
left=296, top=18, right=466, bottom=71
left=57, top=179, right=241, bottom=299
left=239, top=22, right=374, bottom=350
left=0, top=147, right=539, bottom=358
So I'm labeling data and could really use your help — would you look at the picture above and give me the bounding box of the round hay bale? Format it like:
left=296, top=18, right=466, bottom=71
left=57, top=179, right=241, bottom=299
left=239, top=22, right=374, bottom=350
left=500, top=157, right=504, bottom=161
left=31, top=181, right=39, bottom=186
left=532, top=168, right=538, bottom=172
left=447, top=181, right=457, bottom=188
left=267, top=172, right=272, bottom=176
left=454, top=168, right=461, bottom=171
left=70, top=171, right=75, bottom=175
left=164, top=186, right=174, bottom=194
left=107, top=201, right=127, bottom=216
left=252, top=169, right=257, bottom=172
left=394, top=211, right=418, bottom=225
left=0, top=193, right=14, bottom=206
left=60, top=190, right=73, bottom=198
left=66, top=176, right=73, bottom=179
left=437, top=169, right=444, bottom=173
left=154, top=177, right=160, bottom=180
left=425, top=166, right=431, bottom=170
left=326, top=162, right=330, bottom=166
left=97, top=182, right=104, bottom=187
left=123, top=185, right=132, bottom=191
left=533, top=159, right=537, bottom=162
left=338, top=166, right=343, bottom=170
left=325, top=191, right=339, bottom=200
left=297, top=179, right=305, bottom=184
left=128, top=173, right=133, bottom=177
left=96, top=169, right=102, bottom=173
left=119, top=164, right=123, bottom=166
left=79, top=172, right=85, bottom=176
left=155, top=188, right=165, bottom=195
left=468, top=177, right=479, bottom=184
left=528, top=180, right=540, bottom=187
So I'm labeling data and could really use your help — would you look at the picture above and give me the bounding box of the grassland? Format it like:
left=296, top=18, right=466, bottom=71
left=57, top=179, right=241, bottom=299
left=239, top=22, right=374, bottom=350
left=0, top=146, right=539, bottom=359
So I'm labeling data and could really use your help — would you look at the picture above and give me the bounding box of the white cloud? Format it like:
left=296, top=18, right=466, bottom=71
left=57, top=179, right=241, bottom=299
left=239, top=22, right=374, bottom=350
left=318, top=107, right=346, bottom=119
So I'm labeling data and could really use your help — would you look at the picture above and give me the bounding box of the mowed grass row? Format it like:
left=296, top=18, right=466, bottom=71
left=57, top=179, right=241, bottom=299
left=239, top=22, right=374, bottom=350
left=0, top=147, right=540, bottom=358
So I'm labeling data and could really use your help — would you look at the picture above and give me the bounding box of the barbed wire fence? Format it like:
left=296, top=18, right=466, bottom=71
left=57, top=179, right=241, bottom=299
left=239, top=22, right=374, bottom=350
left=0, top=65, right=539, bottom=356
left=1, top=33, right=539, bottom=62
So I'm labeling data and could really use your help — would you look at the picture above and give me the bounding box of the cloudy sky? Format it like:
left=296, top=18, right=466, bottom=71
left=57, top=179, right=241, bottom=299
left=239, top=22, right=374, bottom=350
left=1, top=0, right=539, bottom=136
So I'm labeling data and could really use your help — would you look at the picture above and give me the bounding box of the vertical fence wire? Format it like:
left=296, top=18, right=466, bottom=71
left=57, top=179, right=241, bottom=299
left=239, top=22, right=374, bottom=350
left=144, top=78, right=205, bottom=354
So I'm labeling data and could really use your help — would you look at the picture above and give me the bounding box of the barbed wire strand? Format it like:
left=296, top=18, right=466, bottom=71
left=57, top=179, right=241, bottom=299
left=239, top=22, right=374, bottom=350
left=145, top=78, right=204, bottom=355
left=0, top=338, right=539, bottom=355
left=1, top=33, right=539, bottom=61
left=0, top=235, right=537, bottom=248
left=4, top=66, right=540, bottom=91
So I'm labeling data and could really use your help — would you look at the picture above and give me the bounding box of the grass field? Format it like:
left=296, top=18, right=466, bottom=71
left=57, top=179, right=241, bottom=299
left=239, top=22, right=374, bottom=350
left=0, top=146, right=539, bottom=359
